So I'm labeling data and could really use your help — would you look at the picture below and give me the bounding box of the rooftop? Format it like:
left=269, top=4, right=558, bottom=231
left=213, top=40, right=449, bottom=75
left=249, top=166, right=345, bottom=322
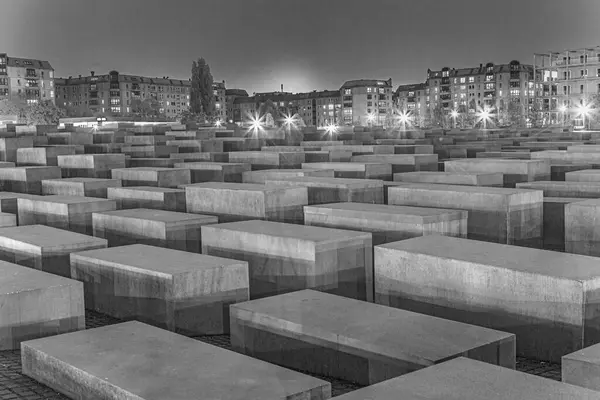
left=7, top=56, right=53, bottom=71
left=340, top=78, right=393, bottom=89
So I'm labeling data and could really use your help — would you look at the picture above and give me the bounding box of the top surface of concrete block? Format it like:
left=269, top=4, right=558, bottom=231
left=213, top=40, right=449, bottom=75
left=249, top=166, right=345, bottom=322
left=334, top=357, right=600, bottom=400
left=563, top=342, right=600, bottom=364
left=234, top=289, right=512, bottom=364
left=185, top=182, right=295, bottom=192
left=22, top=320, right=329, bottom=400
left=379, top=235, right=600, bottom=281
left=301, top=162, right=389, bottom=170
left=0, top=225, right=107, bottom=249
left=44, top=177, right=118, bottom=183
left=94, top=208, right=217, bottom=224
left=110, top=186, right=184, bottom=194
left=23, top=195, right=114, bottom=205
left=0, top=260, right=79, bottom=293
left=267, top=176, right=384, bottom=188
left=72, top=244, right=245, bottom=276
left=206, top=219, right=371, bottom=242
left=389, top=182, right=541, bottom=196
left=305, top=202, right=466, bottom=222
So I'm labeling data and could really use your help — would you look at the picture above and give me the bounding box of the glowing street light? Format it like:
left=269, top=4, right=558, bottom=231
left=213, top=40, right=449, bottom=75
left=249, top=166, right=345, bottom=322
left=558, top=105, right=567, bottom=126
left=450, top=110, right=459, bottom=129
left=214, top=119, right=222, bottom=128
left=477, top=107, right=493, bottom=130
left=246, top=112, right=265, bottom=136
left=367, top=113, right=376, bottom=126
left=324, top=123, right=338, bottom=136
left=578, top=104, right=592, bottom=129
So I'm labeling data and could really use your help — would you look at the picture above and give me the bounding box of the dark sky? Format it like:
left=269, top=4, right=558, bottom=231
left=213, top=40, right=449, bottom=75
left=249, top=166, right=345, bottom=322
left=2, top=0, right=600, bottom=94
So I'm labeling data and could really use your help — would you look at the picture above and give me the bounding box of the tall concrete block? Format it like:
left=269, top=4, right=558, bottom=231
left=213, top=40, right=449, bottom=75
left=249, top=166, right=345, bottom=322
left=92, top=208, right=217, bottom=252
left=375, top=235, right=600, bottom=362
left=267, top=176, right=384, bottom=205
left=0, top=166, right=61, bottom=194
left=202, top=220, right=373, bottom=301
left=544, top=197, right=584, bottom=252
left=0, top=261, right=84, bottom=350
left=57, top=154, right=126, bottom=178
left=18, top=195, right=117, bottom=235
left=112, top=167, right=191, bottom=188
left=107, top=186, right=186, bottom=211
left=41, top=177, right=122, bottom=198
left=0, top=225, right=107, bottom=277
left=302, top=162, right=392, bottom=180
left=444, top=159, right=550, bottom=187
left=394, top=171, right=503, bottom=187
left=230, top=290, right=515, bottom=385
left=351, top=154, right=438, bottom=174
left=242, top=168, right=334, bottom=184
left=71, top=244, right=248, bottom=335
left=185, top=182, right=307, bottom=223
left=563, top=343, right=600, bottom=392
left=565, top=199, right=600, bottom=256
left=173, top=162, right=250, bottom=183
left=21, top=321, right=331, bottom=400
left=388, top=183, right=543, bottom=247
left=517, top=181, right=600, bottom=198
left=304, top=202, right=467, bottom=245
left=16, top=146, right=77, bottom=166
left=0, top=137, right=34, bottom=162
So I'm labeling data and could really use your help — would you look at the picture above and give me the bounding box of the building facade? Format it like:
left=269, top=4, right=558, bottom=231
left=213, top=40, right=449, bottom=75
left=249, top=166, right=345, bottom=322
left=340, top=79, right=393, bottom=126
left=0, top=53, right=55, bottom=106
left=394, top=83, right=427, bottom=115
left=225, top=88, right=248, bottom=123
left=213, top=81, right=226, bottom=122
left=534, top=45, right=600, bottom=127
left=55, top=71, right=190, bottom=118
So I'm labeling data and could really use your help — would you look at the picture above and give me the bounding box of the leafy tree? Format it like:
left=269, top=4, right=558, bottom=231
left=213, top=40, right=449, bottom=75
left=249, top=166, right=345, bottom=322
left=257, top=99, right=280, bottom=120
left=190, top=58, right=215, bottom=116
left=0, top=100, right=21, bottom=117
left=431, top=104, right=446, bottom=128
left=23, top=101, right=65, bottom=125
left=506, top=100, right=523, bottom=127
left=130, top=98, right=162, bottom=120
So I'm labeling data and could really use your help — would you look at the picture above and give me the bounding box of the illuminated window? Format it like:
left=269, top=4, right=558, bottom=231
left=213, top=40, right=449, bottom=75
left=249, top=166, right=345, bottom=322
left=379, top=88, right=385, bottom=94
left=367, top=87, right=372, bottom=93
left=468, top=77, right=474, bottom=83
left=510, top=89, right=520, bottom=96
left=111, top=106, right=121, bottom=113
left=460, top=77, right=466, bottom=83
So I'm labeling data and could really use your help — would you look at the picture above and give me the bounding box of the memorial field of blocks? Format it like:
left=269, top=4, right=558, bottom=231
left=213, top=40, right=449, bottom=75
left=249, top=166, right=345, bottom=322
left=4, top=122, right=600, bottom=399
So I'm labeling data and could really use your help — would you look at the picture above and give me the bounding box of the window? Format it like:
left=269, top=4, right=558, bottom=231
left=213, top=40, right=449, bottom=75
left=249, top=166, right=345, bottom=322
left=379, top=88, right=385, bottom=94
left=460, top=77, right=466, bottom=83
left=485, top=83, right=494, bottom=90
left=367, top=108, right=371, bottom=113
left=367, top=87, right=372, bottom=93
left=344, top=89, right=351, bottom=95
left=581, top=84, right=584, bottom=94
left=468, top=77, right=474, bottom=83
left=110, top=98, right=120, bottom=105
left=111, top=106, right=120, bottom=113
left=510, top=89, right=520, bottom=96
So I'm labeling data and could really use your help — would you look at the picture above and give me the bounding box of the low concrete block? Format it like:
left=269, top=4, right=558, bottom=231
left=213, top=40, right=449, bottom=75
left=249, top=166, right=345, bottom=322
left=0, top=166, right=61, bottom=194
left=0, top=137, right=34, bottom=162
left=107, top=186, right=186, bottom=211
left=41, top=177, right=122, bottom=198
left=0, top=261, right=84, bottom=350
left=16, top=146, right=77, bottom=166
left=0, top=211, right=16, bottom=227
left=92, top=208, right=217, bottom=252
left=544, top=197, right=584, bottom=252
left=21, top=321, right=331, bottom=400
left=266, top=176, right=384, bottom=205
left=202, top=220, right=373, bottom=301
left=185, top=182, right=307, bottom=223
left=350, top=154, right=438, bottom=174
left=112, top=167, right=191, bottom=188
left=71, top=244, right=248, bottom=335
left=228, top=151, right=306, bottom=170
left=121, top=144, right=178, bottom=158
left=394, top=171, right=503, bottom=187
left=302, top=162, right=392, bottom=180
left=444, top=159, right=550, bottom=187
left=566, top=169, right=600, bottom=182
left=57, top=154, right=126, bottom=179
left=0, top=225, right=107, bottom=277
left=517, top=181, right=600, bottom=198
left=563, top=343, right=600, bottom=392
left=375, top=235, right=600, bottom=362
left=173, top=162, right=250, bottom=183
left=304, top=202, right=467, bottom=245
left=127, top=157, right=175, bottom=168
left=552, top=163, right=592, bottom=181
left=565, top=199, right=600, bottom=256
left=231, top=290, right=515, bottom=385
left=242, top=168, right=334, bottom=184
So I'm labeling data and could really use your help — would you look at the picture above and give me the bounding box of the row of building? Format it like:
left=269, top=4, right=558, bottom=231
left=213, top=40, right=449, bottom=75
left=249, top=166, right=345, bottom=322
left=1, top=45, right=600, bottom=128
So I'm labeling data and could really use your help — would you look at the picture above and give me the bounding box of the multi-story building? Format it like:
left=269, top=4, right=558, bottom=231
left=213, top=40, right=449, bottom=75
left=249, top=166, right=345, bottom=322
left=0, top=53, right=55, bottom=106
left=225, top=88, right=248, bottom=123
left=212, top=81, right=226, bottom=122
left=534, top=45, right=600, bottom=127
left=340, top=79, right=393, bottom=126
left=55, top=70, right=190, bottom=118
left=394, top=83, right=427, bottom=115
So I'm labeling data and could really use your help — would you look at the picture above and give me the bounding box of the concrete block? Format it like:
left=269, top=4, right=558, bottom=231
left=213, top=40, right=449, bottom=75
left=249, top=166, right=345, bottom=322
left=304, top=202, right=467, bottom=245
left=242, top=168, right=334, bottom=184
left=21, top=321, right=331, bottom=400
left=394, top=171, right=503, bottom=186
left=170, top=152, right=229, bottom=163
left=41, top=177, right=122, bottom=198
left=57, top=154, right=126, bottom=179
left=0, top=224, right=107, bottom=277
left=351, top=154, right=438, bottom=174
left=71, top=244, right=248, bottom=335
left=517, top=181, right=600, bottom=198
left=0, top=192, right=42, bottom=218
left=375, top=235, right=600, bottom=362
left=388, top=183, right=543, bottom=247
left=0, top=211, right=16, bottom=227
left=112, top=167, right=191, bottom=188
left=333, top=357, right=600, bottom=400
left=18, top=195, right=117, bottom=236
left=174, top=162, right=250, bottom=183
left=393, top=144, right=434, bottom=154
left=302, top=162, right=392, bottom=180
left=231, top=290, right=515, bottom=385
left=107, top=186, right=186, bottom=211
left=267, top=176, right=384, bottom=205
left=16, top=146, right=76, bottom=166
left=186, top=182, right=307, bottom=223
left=47, top=132, right=92, bottom=145
left=202, top=220, right=373, bottom=301
left=0, top=261, right=84, bottom=350
left=0, top=166, right=61, bottom=194
left=127, top=157, right=175, bottom=168
left=544, top=197, right=584, bottom=252
left=565, top=199, right=600, bottom=256
left=228, top=151, right=306, bottom=170
left=121, top=144, right=178, bottom=158
left=567, top=169, right=600, bottom=182
left=0, top=137, right=34, bottom=162
left=563, top=343, right=600, bottom=392
left=92, top=208, right=217, bottom=252
left=552, top=163, right=592, bottom=181
left=124, top=135, right=167, bottom=146
left=444, top=159, right=550, bottom=187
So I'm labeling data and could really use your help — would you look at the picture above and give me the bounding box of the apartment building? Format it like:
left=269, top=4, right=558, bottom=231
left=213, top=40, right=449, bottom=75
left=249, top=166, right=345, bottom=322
left=0, top=53, right=55, bottom=106
left=225, top=88, right=248, bottom=122
left=394, top=83, right=427, bottom=114
left=340, top=79, right=393, bottom=126
left=534, top=45, right=600, bottom=127
left=55, top=70, right=190, bottom=118
left=213, top=81, right=226, bottom=122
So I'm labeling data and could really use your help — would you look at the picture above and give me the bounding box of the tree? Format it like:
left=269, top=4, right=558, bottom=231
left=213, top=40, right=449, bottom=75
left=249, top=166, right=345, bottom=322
left=22, top=101, right=65, bottom=125
left=431, top=104, right=445, bottom=128
left=131, top=98, right=162, bottom=120
left=190, top=58, right=215, bottom=117
left=506, top=99, right=523, bottom=127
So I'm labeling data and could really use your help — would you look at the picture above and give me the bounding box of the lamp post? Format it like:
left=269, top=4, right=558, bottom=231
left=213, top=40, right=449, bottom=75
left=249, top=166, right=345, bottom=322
left=367, top=113, right=375, bottom=128
left=450, top=110, right=459, bottom=129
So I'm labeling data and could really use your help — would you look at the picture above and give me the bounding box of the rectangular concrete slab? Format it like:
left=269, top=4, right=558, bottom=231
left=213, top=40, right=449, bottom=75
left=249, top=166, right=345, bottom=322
left=563, top=343, right=600, bottom=392
left=544, top=197, right=585, bottom=251
left=566, top=169, right=600, bottom=182
left=350, top=154, right=438, bottom=174
left=301, top=162, right=392, bottom=180
left=242, top=168, right=334, bottom=184
left=92, top=208, right=218, bottom=252
left=444, top=159, right=550, bottom=187
left=230, top=290, right=515, bottom=385
left=18, top=195, right=117, bottom=236
left=0, top=166, right=62, bottom=194
left=70, top=244, right=248, bottom=335
left=228, top=151, right=306, bottom=170
left=16, top=146, right=77, bottom=167
left=202, top=220, right=373, bottom=301
left=375, top=235, right=600, bottom=362
left=185, top=182, right=307, bottom=223
left=565, top=199, right=600, bottom=257
left=173, top=162, right=250, bottom=183
left=394, top=171, right=503, bottom=187
left=517, top=181, right=600, bottom=198
left=304, top=202, right=467, bottom=245
left=267, top=176, right=384, bottom=205
left=41, top=177, right=122, bottom=198
left=21, top=321, right=331, bottom=400
left=0, top=261, right=84, bottom=350
left=388, top=182, right=543, bottom=247
left=57, top=154, right=126, bottom=179
left=107, top=186, right=186, bottom=211
left=552, top=163, right=592, bottom=181
left=0, top=224, right=107, bottom=278
left=112, top=167, right=191, bottom=188
left=333, top=357, right=600, bottom=400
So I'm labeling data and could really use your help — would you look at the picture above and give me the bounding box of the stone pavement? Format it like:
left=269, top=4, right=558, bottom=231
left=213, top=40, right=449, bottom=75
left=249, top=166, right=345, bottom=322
left=0, top=310, right=561, bottom=400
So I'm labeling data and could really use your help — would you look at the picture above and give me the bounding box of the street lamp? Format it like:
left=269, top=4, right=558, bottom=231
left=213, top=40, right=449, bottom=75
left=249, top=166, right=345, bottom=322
left=367, top=113, right=376, bottom=127
left=324, top=123, right=338, bottom=137
left=578, top=104, right=591, bottom=130
left=477, top=108, right=491, bottom=130
left=214, top=119, right=222, bottom=128
left=450, top=110, right=459, bottom=129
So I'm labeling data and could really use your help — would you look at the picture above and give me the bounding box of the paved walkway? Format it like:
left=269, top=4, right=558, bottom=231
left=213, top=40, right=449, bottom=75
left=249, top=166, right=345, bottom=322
left=0, top=310, right=561, bottom=399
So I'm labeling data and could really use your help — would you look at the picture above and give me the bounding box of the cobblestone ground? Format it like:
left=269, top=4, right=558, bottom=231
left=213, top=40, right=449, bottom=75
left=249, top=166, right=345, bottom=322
left=0, top=310, right=562, bottom=399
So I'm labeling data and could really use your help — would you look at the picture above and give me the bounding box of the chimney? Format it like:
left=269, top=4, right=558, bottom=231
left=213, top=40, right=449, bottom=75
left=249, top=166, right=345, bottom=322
left=281, top=84, right=284, bottom=92
left=480, top=63, right=483, bottom=69
left=91, top=71, right=95, bottom=77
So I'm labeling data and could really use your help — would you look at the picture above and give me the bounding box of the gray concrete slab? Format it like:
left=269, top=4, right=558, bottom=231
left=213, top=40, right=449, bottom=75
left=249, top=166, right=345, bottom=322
left=173, top=162, right=250, bottom=183
left=544, top=197, right=585, bottom=251
left=16, top=147, right=77, bottom=167
left=350, top=154, right=438, bottom=174
left=111, top=167, right=191, bottom=188
left=444, top=159, right=550, bottom=187
left=301, top=162, right=392, bottom=180
left=107, top=186, right=186, bottom=211
left=517, top=181, right=600, bottom=198
left=41, top=177, right=122, bottom=198
left=243, top=168, right=334, bottom=184
left=228, top=151, right=306, bottom=170
left=565, top=199, right=600, bottom=256
left=57, top=154, right=126, bottom=179
left=0, top=167, right=62, bottom=194
left=394, top=171, right=503, bottom=187
left=563, top=343, right=600, bottom=392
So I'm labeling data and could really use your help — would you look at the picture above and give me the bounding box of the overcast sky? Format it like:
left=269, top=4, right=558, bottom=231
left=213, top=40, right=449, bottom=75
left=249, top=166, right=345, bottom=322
left=2, top=0, right=600, bottom=93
